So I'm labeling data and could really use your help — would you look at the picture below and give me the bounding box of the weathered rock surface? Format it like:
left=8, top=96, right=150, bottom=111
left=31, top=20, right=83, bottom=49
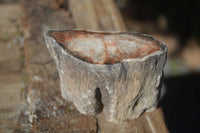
left=97, top=107, right=169, bottom=133
left=15, top=0, right=97, bottom=132
left=44, top=29, right=167, bottom=122
left=16, top=0, right=169, bottom=132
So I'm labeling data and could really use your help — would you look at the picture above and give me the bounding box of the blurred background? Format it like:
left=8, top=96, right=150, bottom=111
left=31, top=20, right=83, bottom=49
left=118, top=1, right=200, bottom=132
left=0, top=0, right=199, bottom=132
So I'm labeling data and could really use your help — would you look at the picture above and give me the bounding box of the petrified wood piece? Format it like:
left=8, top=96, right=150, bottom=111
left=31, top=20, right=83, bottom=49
left=44, top=29, right=167, bottom=122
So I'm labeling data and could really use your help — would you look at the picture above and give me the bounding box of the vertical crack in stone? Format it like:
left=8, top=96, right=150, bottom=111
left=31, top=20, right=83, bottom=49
left=95, top=87, right=103, bottom=114
left=95, top=116, right=101, bottom=133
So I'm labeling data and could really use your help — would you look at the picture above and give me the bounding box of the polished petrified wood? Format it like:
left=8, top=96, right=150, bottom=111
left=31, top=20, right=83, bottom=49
left=44, top=30, right=167, bottom=123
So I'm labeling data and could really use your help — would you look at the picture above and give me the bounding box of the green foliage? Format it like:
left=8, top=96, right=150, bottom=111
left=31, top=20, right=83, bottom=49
left=66, top=107, right=71, bottom=112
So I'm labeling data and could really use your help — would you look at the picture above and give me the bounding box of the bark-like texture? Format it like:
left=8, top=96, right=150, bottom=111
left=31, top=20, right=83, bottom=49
left=17, top=0, right=169, bottom=132
left=16, top=1, right=97, bottom=132
left=44, top=29, right=167, bottom=122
